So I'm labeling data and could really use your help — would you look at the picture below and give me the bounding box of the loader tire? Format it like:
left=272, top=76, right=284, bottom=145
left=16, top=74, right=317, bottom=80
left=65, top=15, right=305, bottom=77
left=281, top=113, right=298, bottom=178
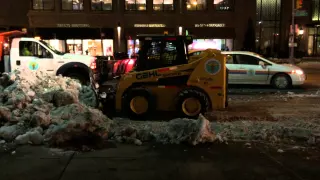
left=122, top=88, right=155, bottom=120
left=176, top=88, right=210, bottom=119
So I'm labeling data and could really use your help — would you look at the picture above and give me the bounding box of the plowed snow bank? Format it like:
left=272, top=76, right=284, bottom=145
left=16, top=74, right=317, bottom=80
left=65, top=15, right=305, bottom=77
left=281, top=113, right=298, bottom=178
left=0, top=71, right=111, bottom=147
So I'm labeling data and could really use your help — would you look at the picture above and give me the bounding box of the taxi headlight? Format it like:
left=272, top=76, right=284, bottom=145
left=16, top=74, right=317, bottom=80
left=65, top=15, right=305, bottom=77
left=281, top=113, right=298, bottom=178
left=292, top=69, right=304, bottom=75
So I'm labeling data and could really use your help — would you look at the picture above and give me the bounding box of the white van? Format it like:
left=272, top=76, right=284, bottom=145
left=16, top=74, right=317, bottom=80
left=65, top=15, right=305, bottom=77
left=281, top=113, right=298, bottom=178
left=0, top=31, right=97, bottom=85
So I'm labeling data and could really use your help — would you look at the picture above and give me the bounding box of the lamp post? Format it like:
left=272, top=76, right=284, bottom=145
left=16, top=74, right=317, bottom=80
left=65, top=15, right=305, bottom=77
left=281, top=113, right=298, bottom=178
left=117, top=23, right=121, bottom=51
left=289, top=0, right=295, bottom=64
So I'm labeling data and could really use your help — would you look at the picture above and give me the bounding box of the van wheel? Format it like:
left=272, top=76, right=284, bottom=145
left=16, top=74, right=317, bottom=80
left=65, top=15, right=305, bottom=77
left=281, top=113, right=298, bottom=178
left=176, top=88, right=210, bottom=119
left=65, top=73, right=89, bottom=85
left=271, top=73, right=292, bottom=89
left=122, top=88, right=155, bottom=120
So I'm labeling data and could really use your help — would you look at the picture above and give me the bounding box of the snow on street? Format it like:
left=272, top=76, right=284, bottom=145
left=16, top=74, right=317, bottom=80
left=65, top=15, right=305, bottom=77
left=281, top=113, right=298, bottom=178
left=0, top=70, right=319, bottom=153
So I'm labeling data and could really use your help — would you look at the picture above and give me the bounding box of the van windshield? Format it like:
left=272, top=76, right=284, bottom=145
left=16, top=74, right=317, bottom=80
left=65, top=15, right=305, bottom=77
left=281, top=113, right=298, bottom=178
left=40, top=40, right=65, bottom=55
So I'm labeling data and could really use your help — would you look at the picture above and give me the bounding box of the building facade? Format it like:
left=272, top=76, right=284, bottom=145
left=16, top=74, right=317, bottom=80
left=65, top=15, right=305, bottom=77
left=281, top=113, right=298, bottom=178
left=24, top=0, right=254, bottom=56
left=0, top=0, right=317, bottom=57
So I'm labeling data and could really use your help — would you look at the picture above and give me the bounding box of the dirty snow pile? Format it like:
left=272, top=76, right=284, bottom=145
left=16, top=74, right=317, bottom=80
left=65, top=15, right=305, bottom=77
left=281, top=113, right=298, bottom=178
left=0, top=71, right=111, bottom=147
left=110, top=116, right=320, bottom=147
left=110, top=114, right=216, bottom=146
left=211, top=118, right=320, bottom=145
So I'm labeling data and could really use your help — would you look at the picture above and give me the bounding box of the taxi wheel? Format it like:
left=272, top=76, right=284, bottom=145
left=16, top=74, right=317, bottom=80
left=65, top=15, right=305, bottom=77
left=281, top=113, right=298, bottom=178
left=271, top=73, right=292, bottom=89
left=122, top=88, right=155, bottom=120
left=177, top=88, right=210, bottom=119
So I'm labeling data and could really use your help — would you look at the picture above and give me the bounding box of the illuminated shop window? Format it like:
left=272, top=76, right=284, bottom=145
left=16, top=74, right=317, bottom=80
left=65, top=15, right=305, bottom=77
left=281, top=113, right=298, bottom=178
left=188, top=39, right=234, bottom=51
left=213, top=0, right=234, bottom=11
left=125, top=0, right=147, bottom=11
left=91, top=0, right=112, bottom=11
left=256, top=0, right=281, bottom=56
left=32, top=0, right=54, bottom=10
left=62, top=0, right=83, bottom=10
left=127, top=39, right=140, bottom=58
left=153, top=0, right=174, bottom=11
left=66, top=39, right=83, bottom=54
left=186, top=0, right=207, bottom=11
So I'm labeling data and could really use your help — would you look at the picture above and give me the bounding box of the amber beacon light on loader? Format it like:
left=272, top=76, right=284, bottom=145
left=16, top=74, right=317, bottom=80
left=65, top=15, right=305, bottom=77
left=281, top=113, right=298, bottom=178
left=99, top=35, right=228, bottom=119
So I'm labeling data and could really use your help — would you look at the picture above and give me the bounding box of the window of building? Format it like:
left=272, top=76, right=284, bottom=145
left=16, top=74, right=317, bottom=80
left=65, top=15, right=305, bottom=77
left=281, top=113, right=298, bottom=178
left=19, top=41, right=53, bottom=59
left=91, top=0, right=112, bottom=11
left=312, top=0, right=320, bottom=21
left=125, top=0, right=147, bottom=11
left=32, top=0, right=54, bottom=10
left=153, top=0, right=174, bottom=11
left=186, top=0, right=207, bottom=11
left=213, top=0, right=234, bottom=11
left=256, top=0, right=281, bottom=57
left=62, top=0, right=84, bottom=10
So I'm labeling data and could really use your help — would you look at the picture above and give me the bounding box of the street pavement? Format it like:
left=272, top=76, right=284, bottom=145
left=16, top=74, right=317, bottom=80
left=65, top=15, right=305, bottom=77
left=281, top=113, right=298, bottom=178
left=0, top=143, right=319, bottom=180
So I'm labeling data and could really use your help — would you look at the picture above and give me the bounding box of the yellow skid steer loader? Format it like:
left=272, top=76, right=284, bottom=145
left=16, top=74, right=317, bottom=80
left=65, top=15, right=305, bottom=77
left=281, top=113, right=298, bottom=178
left=99, top=35, right=228, bottom=119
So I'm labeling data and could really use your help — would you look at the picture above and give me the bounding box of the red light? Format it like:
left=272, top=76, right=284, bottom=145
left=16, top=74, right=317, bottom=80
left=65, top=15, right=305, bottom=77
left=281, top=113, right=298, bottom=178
left=158, top=68, right=170, bottom=72
left=210, top=86, right=222, bottom=89
left=90, top=57, right=97, bottom=70
left=128, top=59, right=135, bottom=65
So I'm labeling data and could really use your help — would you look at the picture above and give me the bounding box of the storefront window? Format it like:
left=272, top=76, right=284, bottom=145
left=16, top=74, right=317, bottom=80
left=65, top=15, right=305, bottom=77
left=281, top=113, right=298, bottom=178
left=102, top=40, right=114, bottom=56
left=153, top=0, right=174, bottom=11
left=256, top=0, right=281, bottom=57
left=127, top=39, right=140, bottom=58
left=186, top=0, right=207, bottom=11
left=83, top=40, right=103, bottom=56
left=213, top=0, right=234, bottom=11
left=44, top=39, right=113, bottom=56
left=188, top=39, right=233, bottom=51
left=125, top=0, right=147, bottom=11
left=62, top=0, right=83, bottom=10
left=33, top=0, right=54, bottom=10
left=91, top=0, right=112, bottom=11
left=44, top=40, right=66, bottom=52
left=66, top=39, right=83, bottom=54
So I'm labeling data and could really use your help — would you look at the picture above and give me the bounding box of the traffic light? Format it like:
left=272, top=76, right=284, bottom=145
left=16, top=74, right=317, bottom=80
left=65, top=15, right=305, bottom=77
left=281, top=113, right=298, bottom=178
left=296, top=0, right=303, bottom=9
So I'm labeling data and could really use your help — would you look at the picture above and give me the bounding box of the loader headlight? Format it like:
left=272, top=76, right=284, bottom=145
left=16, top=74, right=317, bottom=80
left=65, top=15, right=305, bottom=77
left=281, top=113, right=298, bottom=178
left=100, top=92, right=107, bottom=99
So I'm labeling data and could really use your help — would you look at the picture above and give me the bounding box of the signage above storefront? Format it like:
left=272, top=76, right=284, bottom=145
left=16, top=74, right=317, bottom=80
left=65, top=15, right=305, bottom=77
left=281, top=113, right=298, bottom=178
left=134, top=24, right=166, bottom=28
left=57, top=24, right=90, bottom=28
left=195, top=24, right=225, bottom=28
left=295, top=10, right=308, bottom=17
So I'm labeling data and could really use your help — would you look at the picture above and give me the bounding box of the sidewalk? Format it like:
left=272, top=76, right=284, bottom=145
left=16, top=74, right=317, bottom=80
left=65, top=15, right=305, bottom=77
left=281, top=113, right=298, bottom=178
left=0, top=143, right=319, bottom=180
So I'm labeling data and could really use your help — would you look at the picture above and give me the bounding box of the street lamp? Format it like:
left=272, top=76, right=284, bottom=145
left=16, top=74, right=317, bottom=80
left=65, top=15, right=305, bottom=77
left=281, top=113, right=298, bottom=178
left=298, top=27, right=304, bottom=35
left=179, top=26, right=183, bottom=35
left=117, top=23, right=121, bottom=50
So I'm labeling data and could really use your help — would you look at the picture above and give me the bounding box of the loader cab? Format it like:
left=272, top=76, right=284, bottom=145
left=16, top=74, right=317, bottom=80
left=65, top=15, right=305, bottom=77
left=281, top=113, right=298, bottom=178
left=135, top=35, right=193, bottom=71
